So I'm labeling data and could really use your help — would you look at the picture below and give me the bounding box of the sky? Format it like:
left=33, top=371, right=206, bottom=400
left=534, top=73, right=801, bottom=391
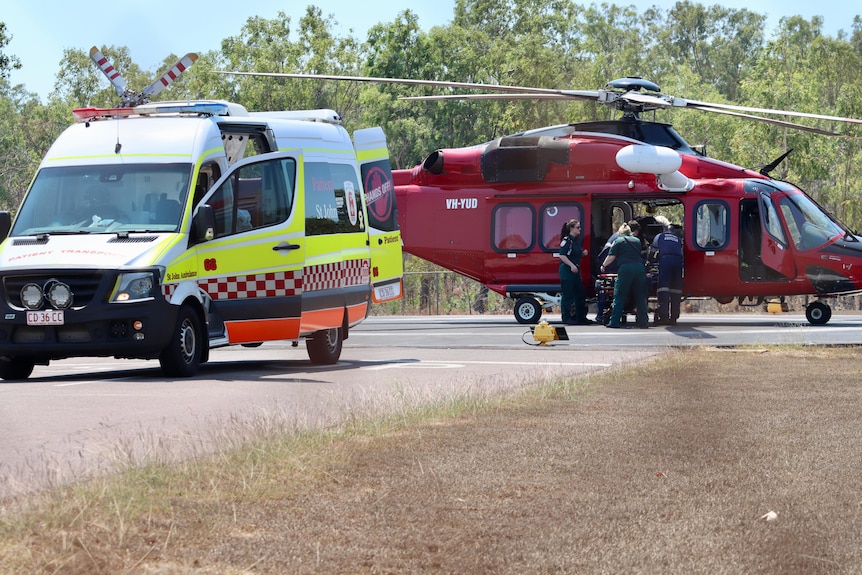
left=3, top=0, right=857, bottom=102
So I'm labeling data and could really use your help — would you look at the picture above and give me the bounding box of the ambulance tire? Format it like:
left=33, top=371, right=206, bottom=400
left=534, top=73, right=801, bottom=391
left=159, top=304, right=203, bottom=378
left=307, top=327, right=343, bottom=365
left=0, top=358, right=34, bottom=380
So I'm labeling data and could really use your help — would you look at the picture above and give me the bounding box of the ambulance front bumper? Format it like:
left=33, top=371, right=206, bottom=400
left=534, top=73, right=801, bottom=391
left=0, top=299, right=179, bottom=362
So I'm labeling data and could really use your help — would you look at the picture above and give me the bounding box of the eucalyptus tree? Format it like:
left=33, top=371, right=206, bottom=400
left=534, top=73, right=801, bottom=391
left=742, top=16, right=862, bottom=226
left=217, top=7, right=364, bottom=118
left=655, top=1, right=765, bottom=102
left=0, top=22, right=20, bottom=79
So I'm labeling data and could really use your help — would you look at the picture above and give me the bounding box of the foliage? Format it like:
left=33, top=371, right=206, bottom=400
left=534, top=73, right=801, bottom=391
left=0, top=22, right=21, bottom=79
left=2, top=1, right=862, bottom=307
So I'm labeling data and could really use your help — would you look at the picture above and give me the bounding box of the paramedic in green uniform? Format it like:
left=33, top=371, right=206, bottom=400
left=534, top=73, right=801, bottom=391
left=600, top=221, right=649, bottom=329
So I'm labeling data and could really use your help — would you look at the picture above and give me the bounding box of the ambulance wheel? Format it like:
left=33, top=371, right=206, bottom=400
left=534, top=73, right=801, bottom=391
left=514, top=297, right=542, bottom=324
left=0, top=358, right=34, bottom=380
left=159, top=304, right=202, bottom=377
left=805, top=301, right=832, bottom=325
left=307, top=327, right=343, bottom=365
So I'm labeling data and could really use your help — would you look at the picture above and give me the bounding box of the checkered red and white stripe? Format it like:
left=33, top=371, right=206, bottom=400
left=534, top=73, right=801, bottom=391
left=303, top=259, right=370, bottom=292
left=197, top=271, right=301, bottom=300
left=161, top=260, right=370, bottom=301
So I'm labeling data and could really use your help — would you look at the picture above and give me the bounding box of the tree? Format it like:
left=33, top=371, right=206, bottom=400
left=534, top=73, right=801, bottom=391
left=0, top=22, right=21, bottom=80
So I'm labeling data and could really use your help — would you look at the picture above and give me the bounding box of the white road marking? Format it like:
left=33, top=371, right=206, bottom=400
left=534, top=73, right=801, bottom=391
left=362, top=359, right=612, bottom=371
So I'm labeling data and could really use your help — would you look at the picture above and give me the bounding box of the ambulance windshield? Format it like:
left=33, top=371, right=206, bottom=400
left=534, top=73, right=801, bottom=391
left=11, top=164, right=193, bottom=236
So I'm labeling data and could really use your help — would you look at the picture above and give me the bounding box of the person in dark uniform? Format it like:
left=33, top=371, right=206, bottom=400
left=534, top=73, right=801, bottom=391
left=650, top=223, right=684, bottom=324
left=600, top=221, right=649, bottom=329
left=558, top=219, right=591, bottom=325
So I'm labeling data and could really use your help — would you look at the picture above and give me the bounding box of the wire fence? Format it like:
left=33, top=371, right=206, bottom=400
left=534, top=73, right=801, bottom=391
left=370, top=271, right=862, bottom=317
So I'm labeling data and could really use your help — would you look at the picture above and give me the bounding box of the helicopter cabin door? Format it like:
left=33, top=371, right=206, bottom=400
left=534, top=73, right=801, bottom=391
left=758, top=192, right=796, bottom=280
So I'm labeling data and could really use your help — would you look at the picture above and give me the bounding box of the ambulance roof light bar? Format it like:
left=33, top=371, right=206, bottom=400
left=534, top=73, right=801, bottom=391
left=72, top=101, right=233, bottom=122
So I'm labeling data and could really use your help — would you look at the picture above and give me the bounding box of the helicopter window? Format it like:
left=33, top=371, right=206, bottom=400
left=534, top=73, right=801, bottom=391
left=778, top=194, right=842, bottom=250
left=540, top=203, right=583, bottom=251
left=694, top=201, right=729, bottom=250
left=492, top=204, right=534, bottom=252
left=760, top=194, right=787, bottom=246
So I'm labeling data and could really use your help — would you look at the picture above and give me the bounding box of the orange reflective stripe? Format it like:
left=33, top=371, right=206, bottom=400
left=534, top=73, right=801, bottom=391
left=300, top=303, right=368, bottom=334
left=225, top=318, right=301, bottom=344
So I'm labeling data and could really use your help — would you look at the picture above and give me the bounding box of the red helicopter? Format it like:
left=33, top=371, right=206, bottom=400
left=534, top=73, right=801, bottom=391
left=221, top=72, right=862, bottom=325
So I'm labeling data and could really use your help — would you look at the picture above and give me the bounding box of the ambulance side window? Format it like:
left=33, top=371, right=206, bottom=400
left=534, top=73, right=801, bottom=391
left=209, top=180, right=235, bottom=238
left=209, top=157, right=295, bottom=238
left=305, top=162, right=365, bottom=235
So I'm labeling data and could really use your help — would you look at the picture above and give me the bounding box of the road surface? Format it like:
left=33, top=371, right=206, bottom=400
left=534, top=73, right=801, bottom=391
left=1, top=312, right=858, bottom=497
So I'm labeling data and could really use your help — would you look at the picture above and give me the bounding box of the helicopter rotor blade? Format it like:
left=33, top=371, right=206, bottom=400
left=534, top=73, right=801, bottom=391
left=685, top=99, right=862, bottom=126
left=143, top=53, right=199, bottom=97
left=215, top=70, right=862, bottom=135
left=215, top=70, right=599, bottom=99
left=399, top=92, right=591, bottom=101
left=89, top=46, right=127, bottom=97
left=687, top=105, right=849, bottom=137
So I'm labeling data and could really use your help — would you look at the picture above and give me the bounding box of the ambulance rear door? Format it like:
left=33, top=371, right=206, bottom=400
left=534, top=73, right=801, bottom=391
left=192, top=151, right=305, bottom=344
left=354, top=127, right=403, bottom=303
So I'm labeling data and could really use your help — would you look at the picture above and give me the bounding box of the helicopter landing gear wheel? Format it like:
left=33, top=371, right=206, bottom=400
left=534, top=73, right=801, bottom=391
left=805, top=301, right=832, bottom=325
left=514, top=297, right=542, bottom=324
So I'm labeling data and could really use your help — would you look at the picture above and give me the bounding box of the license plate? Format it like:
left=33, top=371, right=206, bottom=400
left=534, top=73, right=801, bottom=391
left=373, top=282, right=401, bottom=302
left=26, top=310, right=65, bottom=326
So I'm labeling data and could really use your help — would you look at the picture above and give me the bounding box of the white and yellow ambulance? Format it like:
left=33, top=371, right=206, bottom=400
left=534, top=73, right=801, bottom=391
left=0, top=101, right=403, bottom=379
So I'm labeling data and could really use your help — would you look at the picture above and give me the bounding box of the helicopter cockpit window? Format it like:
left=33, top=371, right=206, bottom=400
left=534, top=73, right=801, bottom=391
left=694, top=201, right=728, bottom=250
left=493, top=204, right=534, bottom=252
left=778, top=194, right=843, bottom=251
left=540, top=203, right=583, bottom=251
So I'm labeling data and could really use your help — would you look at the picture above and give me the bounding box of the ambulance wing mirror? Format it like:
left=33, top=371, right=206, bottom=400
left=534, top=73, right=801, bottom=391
left=192, top=204, right=215, bottom=243
left=0, top=211, right=11, bottom=241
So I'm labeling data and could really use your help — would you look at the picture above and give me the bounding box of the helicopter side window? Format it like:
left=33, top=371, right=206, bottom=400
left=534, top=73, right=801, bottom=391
left=492, top=204, right=534, bottom=252
left=694, top=201, right=728, bottom=250
left=760, top=194, right=787, bottom=246
left=540, top=203, right=583, bottom=251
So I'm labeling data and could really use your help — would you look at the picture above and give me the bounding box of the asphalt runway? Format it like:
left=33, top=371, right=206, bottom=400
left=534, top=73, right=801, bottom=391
left=1, top=312, right=859, bottom=497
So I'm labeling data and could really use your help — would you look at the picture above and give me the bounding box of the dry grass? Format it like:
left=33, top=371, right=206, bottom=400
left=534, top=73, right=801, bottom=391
left=3, top=347, right=862, bottom=574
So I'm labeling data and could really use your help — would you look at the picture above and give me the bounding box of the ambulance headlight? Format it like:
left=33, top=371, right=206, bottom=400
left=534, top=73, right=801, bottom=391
left=111, top=272, right=157, bottom=302
left=20, top=283, right=43, bottom=310
left=46, top=281, right=73, bottom=309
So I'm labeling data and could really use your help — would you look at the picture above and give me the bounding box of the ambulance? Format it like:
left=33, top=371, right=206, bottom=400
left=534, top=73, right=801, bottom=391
left=0, top=100, right=403, bottom=379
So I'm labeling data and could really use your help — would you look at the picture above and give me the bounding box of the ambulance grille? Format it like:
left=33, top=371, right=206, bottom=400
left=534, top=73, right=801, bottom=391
left=108, top=235, right=159, bottom=243
left=3, top=273, right=103, bottom=309
left=13, top=237, right=49, bottom=246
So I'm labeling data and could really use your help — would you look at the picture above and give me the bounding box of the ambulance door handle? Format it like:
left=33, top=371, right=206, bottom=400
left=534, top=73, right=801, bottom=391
left=273, top=242, right=301, bottom=251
